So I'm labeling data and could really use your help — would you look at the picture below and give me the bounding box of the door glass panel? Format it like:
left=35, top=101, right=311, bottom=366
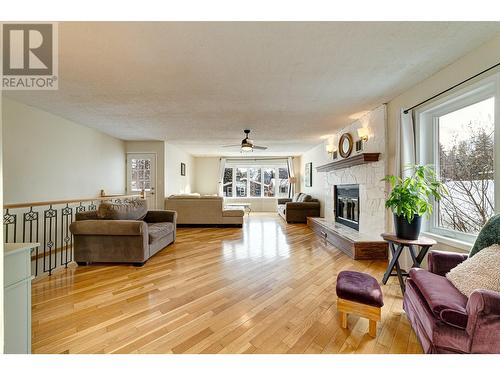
left=130, top=158, right=153, bottom=191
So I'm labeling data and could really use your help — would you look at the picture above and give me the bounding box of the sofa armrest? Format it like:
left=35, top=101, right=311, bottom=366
left=144, top=210, right=177, bottom=224
left=427, top=250, right=468, bottom=276
left=277, top=198, right=292, bottom=205
left=75, top=210, right=99, bottom=221
left=70, top=220, right=146, bottom=236
left=466, top=289, right=500, bottom=343
left=285, top=202, right=320, bottom=210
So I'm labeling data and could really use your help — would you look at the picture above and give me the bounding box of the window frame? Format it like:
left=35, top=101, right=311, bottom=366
left=416, top=73, right=500, bottom=244
left=223, top=165, right=289, bottom=199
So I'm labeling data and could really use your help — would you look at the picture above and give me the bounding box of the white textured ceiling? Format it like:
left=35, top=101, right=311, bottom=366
left=6, top=22, right=500, bottom=156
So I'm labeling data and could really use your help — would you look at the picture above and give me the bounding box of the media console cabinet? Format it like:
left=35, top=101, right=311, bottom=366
left=4, top=242, right=38, bottom=353
left=307, top=217, right=387, bottom=260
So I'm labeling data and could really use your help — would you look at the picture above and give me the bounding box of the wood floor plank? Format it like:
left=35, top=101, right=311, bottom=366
left=31, top=213, right=422, bottom=354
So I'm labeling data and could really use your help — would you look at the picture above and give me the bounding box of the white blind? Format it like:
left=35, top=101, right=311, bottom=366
left=225, top=158, right=288, bottom=167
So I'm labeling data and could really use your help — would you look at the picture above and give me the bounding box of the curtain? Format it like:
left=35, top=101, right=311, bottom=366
left=396, top=109, right=416, bottom=178
left=287, top=157, right=296, bottom=198
left=218, top=157, right=226, bottom=197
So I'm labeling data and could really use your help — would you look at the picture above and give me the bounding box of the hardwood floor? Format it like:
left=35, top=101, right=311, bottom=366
left=31, top=213, right=422, bottom=354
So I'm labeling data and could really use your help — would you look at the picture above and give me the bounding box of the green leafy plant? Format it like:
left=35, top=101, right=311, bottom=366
left=382, top=165, right=448, bottom=223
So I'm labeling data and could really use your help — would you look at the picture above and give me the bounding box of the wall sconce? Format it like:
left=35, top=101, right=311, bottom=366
left=326, top=143, right=338, bottom=159
left=357, top=127, right=370, bottom=142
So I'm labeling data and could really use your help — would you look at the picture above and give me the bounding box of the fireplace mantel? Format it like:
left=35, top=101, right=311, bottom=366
left=316, top=153, right=380, bottom=173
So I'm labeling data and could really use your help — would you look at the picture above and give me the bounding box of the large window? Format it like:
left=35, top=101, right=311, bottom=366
left=418, top=78, right=499, bottom=243
left=223, top=165, right=289, bottom=198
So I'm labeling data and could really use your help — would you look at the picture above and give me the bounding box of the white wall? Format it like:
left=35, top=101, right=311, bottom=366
left=387, top=33, right=500, bottom=252
left=299, top=144, right=331, bottom=217
left=165, top=143, right=195, bottom=197
left=2, top=98, right=126, bottom=204
left=125, top=141, right=166, bottom=209
left=194, top=157, right=219, bottom=194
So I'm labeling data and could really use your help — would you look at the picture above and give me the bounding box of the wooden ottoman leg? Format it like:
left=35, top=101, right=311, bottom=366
left=369, top=320, right=377, bottom=337
left=340, top=311, right=347, bottom=329
left=338, top=298, right=381, bottom=337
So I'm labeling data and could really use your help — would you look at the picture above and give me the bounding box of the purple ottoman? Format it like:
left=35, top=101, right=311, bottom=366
left=336, top=270, right=384, bottom=337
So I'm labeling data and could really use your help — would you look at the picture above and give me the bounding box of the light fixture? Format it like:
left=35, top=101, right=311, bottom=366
left=357, top=127, right=370, bottom=142
left=325, top=134, right=338, bottom=158
left=241, top=143, right=253, bottom=152
left=326, top=143, right=338, bottom=160
left=325, top=143, right=335, bottom=154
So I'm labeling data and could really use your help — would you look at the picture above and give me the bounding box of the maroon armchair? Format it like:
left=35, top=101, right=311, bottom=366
left=403, top=250, right=500, bottom=354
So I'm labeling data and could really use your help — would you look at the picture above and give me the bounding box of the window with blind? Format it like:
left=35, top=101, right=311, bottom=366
left=222, top=161, right=289, bottom=198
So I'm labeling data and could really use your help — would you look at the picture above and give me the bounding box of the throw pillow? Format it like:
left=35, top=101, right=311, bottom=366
left=97, top=199, right=148, bottom=220
left=301, top=194, right=312, bottom=202
left=469, top=213, right=500, bottom=257
left=292, top=193, right=302, bottom=202
left=446, top=244, right=500, bottom=297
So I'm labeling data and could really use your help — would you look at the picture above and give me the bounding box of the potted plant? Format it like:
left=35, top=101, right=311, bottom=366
left=383, top=165, right=448, bottom=240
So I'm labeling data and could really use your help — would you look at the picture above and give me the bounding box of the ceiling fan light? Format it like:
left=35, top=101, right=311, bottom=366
left=241, top=144, right=253, bottom=152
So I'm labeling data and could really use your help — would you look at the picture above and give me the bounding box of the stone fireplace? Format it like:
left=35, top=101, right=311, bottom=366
left=305, top=105, right=388, bottom=260
left=321, top=105, right=387, bottom=236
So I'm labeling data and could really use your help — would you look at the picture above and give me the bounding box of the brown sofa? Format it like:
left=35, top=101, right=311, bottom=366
left=70, top=201, right=177, bottom=266
left=277, top=193, right=320, bottom=223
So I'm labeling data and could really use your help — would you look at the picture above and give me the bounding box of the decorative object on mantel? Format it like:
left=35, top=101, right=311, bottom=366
left=180, top=162, right=186, bottom=176
left=383, top=165, right=448, bottom=240
left=355, top=140, right=363, bottom=153
left=316, top=152, right=380, bottom=172
left=338, top=133, right=353, bottom=158
left=305, top=162, right=312, bottom=187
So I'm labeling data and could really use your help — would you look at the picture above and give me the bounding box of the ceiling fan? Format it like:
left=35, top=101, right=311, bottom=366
left=222, top=129, right=268, bottom=152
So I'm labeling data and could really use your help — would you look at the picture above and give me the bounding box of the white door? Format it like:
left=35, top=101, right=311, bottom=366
left=126, top=153, right=157, bottom=208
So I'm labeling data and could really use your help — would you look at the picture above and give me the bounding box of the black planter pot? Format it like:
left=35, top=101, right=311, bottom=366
left=393, top=214, right=422, bottom=240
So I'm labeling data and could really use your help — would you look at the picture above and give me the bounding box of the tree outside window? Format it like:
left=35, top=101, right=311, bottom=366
left=437, top=97, right=495, bottom=234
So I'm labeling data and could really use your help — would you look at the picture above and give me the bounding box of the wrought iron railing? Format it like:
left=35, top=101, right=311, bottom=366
left=3, top=191, right=145, bottom=278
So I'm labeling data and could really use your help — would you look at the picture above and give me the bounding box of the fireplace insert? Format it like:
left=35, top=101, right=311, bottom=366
left=334, top=184, right=359, bottom=230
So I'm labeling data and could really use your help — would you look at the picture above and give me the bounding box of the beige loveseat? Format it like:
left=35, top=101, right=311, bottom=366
left=165, top=194, right=244, bottom=226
